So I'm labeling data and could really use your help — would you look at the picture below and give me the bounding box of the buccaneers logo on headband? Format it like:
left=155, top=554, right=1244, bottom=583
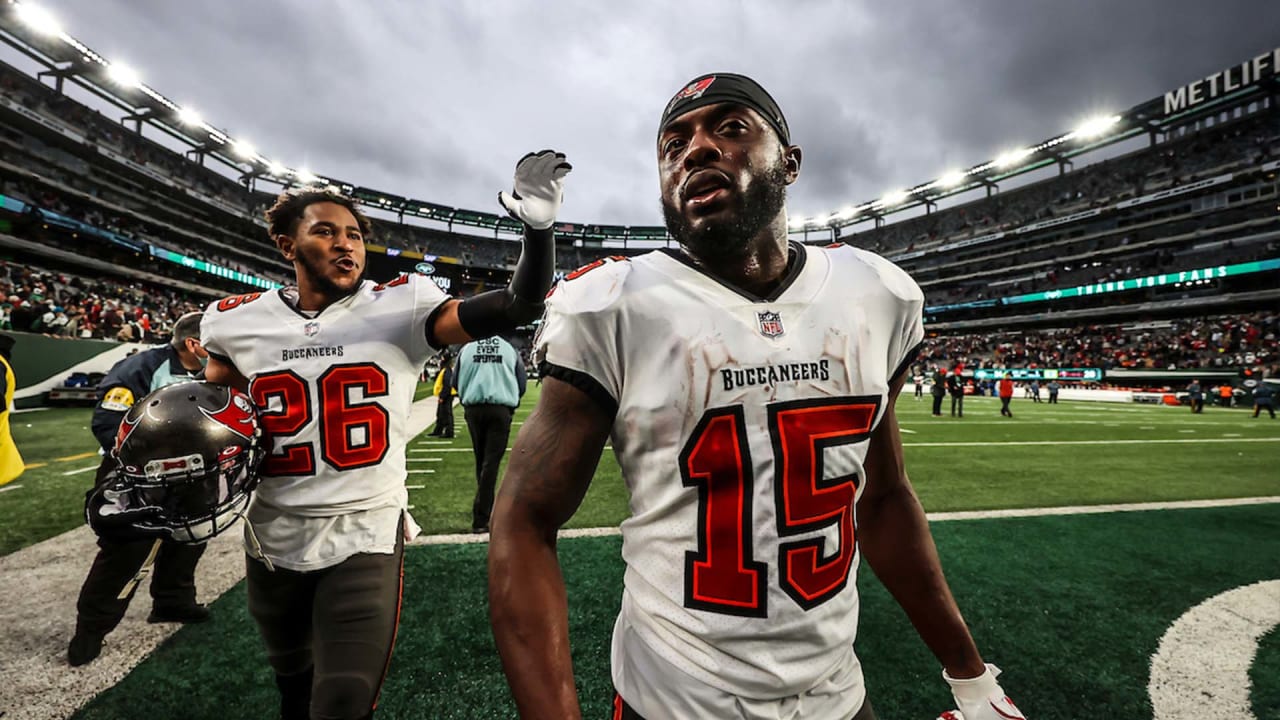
left=665, top=76, right=717, bottom=116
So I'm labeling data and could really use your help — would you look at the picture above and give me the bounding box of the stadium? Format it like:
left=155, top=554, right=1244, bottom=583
left=0, top=1, right=1277, bottom=719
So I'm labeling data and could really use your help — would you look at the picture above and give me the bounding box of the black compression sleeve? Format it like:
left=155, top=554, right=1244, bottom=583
left=456, top=225, right=554, bottom=338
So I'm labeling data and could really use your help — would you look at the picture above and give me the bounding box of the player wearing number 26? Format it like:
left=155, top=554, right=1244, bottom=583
left=489, top=75, right=1025, bottom=720
left=202, top=151, right=570, bottom=720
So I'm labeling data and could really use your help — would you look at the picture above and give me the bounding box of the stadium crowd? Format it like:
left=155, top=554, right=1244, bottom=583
left=920, top=311, right=1279, bottom=374
left=0, top=260, right=200, bottom=342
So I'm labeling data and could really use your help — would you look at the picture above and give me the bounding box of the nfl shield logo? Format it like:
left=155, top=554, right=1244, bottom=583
left=304, top=321, right=319, bottom=337
left=757, top=311, right=784, bottom=338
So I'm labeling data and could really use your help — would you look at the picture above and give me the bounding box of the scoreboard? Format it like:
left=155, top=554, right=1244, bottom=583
left=971, top=368, right=1103, bottom=381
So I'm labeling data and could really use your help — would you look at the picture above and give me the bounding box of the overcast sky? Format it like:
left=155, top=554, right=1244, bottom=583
left=13, top=0, right=1280, bottom=227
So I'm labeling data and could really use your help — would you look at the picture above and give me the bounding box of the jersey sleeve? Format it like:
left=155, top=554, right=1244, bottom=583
left=411, top=273, right=451, bottom=353
left=533, top=258, right=631, bottom=415
left=199, top=298, right=231, bottom=362
left=848, top=247, right=925, bottom=384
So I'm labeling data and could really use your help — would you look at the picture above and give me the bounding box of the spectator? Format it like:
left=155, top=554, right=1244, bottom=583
left=931, top=366, right=946, bottom=417
left=1253, top=381, right=1276, bottom=419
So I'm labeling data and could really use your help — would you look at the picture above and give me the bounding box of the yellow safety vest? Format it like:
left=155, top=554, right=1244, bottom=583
left=0, top=355, right=23, bottom=485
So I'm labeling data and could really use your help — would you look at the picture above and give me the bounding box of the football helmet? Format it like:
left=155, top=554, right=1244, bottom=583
left=111, top=381, right=264, bottom=543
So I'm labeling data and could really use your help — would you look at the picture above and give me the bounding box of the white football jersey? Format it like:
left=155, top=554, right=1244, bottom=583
left=201, top=274, right=447, bottom=567
left=536, top=242, right=924, bottom=704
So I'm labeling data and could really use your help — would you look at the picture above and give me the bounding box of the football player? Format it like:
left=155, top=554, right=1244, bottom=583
left=201, top=150, right=569, bottom=720
left=488, top=75, right=1024, bottom=719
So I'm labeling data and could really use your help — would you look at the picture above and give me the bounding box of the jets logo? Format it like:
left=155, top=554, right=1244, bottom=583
left=200, top=391, right=258, bottom=440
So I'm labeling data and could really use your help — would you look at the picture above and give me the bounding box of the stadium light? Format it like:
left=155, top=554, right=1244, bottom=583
left=995, top=147, right=1033, bottom=168
left=14, top=2, right=62, bottom=36
left=295, top=169, right=320, bottom=185
left=1072, top=114, right=1120, bottom=140
left=230, top=140, right=256, bottom=160
left=788, top=216, right=806, bottom=230
left=939, top=170, right=967, bottom=188
left=267, top=161, right=287, bottom=177
left=878, top=189, right=909, bottom=208
left=176, top=106, right=202, bottom=127
left=105, top=62, right=141, bottom=90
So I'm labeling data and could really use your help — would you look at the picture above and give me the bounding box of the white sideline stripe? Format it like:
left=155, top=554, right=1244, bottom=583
left=903, top=438, right=1279, bottom=448
left=62, top=465, right=99, bottom=476
left=0, top=484, right=22, bottom=493
left=406, top=484, right=425, bottom=489
left=407, top=469, right=435, bottom=474
left=408, top=496, right=1280, bottom=545
left=419, top=441, right=453, bottom=446
left=1148, top=579, right=1280, bottom=720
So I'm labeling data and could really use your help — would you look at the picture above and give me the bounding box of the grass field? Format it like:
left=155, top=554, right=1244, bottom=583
left=4, top=387, right=1279, bottom=718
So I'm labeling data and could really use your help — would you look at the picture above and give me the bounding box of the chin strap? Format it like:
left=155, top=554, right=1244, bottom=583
left=456, top=225, right=554, bottom=339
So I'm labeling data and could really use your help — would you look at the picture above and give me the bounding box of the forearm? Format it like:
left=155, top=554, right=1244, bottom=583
left=859, top=484, right=985, bottom=677
left=456, top=226, right=555, bottom=338
left=488, top=500, right=581, bottom=719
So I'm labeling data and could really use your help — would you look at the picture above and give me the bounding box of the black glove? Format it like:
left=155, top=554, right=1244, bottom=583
left=84, top=484, right=168, bottom=541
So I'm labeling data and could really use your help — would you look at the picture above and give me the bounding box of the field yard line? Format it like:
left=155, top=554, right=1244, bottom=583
left=55, top=451, right=98, bottom=462
left=23, top=462, right=46, bottom=470
left=0, top=484, right=22, bottom=493
left=406, top=484, right=425, bottom=489
left=902, top=438, right=1279, bottom=448
left=11, top=407, right=50, bottom=414
left=61, top=465, right=99, bottom=476
left=407, top=469, right=435, bottom=474
left=1148, top=579, right=1280, bottom=720
left=409, top=496, right=1280, bottom=545
left=899, top=428, right=916, bottom=433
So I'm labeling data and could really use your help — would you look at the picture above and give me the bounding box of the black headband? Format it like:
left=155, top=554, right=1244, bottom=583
left=659, top=73, right=790, bottom=146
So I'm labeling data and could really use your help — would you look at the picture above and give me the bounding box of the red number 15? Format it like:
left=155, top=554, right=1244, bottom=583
left=680, top=397, right=879, bottom=617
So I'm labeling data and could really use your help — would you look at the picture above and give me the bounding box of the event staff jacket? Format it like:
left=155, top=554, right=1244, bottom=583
left=456, top=338, right=527, bottom=408
left=90, top=345, right=201, bottom=451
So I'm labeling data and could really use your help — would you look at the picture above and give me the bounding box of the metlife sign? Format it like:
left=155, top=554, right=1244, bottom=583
left=1164, top=46, right=1279, bottom=115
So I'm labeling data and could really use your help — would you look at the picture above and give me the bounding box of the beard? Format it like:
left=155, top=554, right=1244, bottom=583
left=297, top=250, right=365, bottom=301
left=663, top=161, right=788, bottom=262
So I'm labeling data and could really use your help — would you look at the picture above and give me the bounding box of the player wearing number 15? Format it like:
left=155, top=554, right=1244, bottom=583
left=201, top=150, right=569, bottom=720
left=489, top=75, right=1024, bottom=720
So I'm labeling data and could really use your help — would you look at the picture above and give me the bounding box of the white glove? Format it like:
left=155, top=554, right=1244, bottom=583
left=498, top=149, right=572, bottom=230
left=939, top=664, right=1026, bottom=720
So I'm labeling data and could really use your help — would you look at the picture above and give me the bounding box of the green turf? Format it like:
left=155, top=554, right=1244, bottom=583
left=72, top=503, right=1280, bottom=719
left=1255, top=627, right=1280, bottom=720
left=5, top=391, right=1278, bottom=554
left=1, top=407, right=102, bottom=555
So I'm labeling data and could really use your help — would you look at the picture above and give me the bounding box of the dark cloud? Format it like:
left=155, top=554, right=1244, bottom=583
left=18, top=0, right=1280, bottom=226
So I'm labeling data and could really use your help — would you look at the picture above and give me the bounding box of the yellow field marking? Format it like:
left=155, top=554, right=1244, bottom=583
left=24, top=463, right=47, bottom=470
left=55, top=451, right=98, bottom=462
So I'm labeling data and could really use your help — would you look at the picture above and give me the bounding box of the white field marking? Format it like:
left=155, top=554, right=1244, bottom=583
left=410, top=496, right=1280, bottom=546
left=903, top=420, right=1258, bottom=426
left=1222, top=433, right=1243, bottom=437
left=1141, top=426, right=1156, bottom=430
left=0, top=484, right=22, bottom=493
left=407, top=469, right=435, bottom=474
left=419, top=441, right=454, bottom=446
left=406, top=484, right=425, bottom=489
left=1149, top=579, right=1280, bottom=720
left=900, top=428, right=917, bottom=434
left=407, top=505, right=416, bottom=510
left=62, top=465, right=99, bottom=476
left=420, top=457, right=442, bottom=462
left=407, top=457, right=441, bottom=462
left=408, top=449, right=441, bottom=453
left=1178, top=429, right=1196, bottom=433
left=903, top=438, right=1279, bottom=448
left=11, top=407, right=50, bottom=414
